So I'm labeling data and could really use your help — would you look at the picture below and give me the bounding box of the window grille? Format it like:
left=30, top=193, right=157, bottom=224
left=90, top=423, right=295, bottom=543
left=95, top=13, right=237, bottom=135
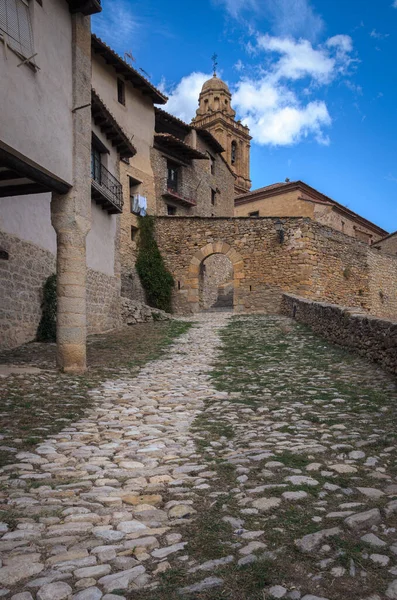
left=0, top=0, right=34, bottom=60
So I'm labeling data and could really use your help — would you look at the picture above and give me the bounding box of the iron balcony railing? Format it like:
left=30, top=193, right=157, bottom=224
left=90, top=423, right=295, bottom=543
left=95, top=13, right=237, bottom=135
left=91, top=152, right=123, bottom=213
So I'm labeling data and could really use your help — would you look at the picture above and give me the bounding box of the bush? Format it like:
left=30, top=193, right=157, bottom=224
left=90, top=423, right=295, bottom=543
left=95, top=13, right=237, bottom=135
left=136, top=216, right=174, bottom=312
left=36, top=273, right=57, bottom=342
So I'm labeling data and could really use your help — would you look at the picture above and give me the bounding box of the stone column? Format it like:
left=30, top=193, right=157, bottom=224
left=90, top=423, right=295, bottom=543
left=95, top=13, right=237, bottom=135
left=51, top=13, right=91, bottom=373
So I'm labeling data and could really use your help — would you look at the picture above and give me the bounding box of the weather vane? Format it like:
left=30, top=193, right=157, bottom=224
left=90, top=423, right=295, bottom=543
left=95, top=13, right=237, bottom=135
left=211, top=53, right=218, bottom=76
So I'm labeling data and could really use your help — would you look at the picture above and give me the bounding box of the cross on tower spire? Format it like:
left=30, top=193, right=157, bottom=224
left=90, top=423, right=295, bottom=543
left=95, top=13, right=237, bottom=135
left=211, top=53, right=218, bottom=77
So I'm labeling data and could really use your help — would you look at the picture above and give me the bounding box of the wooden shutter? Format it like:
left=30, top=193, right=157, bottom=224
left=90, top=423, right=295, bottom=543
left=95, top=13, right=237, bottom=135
left=0, top=0, right=34, bottom=59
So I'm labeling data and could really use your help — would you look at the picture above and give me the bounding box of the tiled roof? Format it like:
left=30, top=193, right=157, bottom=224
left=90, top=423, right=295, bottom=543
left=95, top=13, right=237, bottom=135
left=154, top=133, right=208, bottom=161
left=155, top=107, right=191, bottom=133
left=91, top=35, right=167, bottom=105
left=192, top=126, right=224, bottom=154
left=372, top=230, right=397, bottom=245
left=67, top=0, right=101, bottom=15
left=91, top=89, right=136, bottom=159
left=236, top=181, right=292, bottom=199
left=155, top=108, right=225, bottom=154
left=235, top=180, right=388, bottom=236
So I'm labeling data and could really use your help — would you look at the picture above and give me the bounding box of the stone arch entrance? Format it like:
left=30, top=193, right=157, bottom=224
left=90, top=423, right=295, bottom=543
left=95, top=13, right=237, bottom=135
left=187, top=242, right=244, bottom=313
left=199, top=253, right=234, bottom=310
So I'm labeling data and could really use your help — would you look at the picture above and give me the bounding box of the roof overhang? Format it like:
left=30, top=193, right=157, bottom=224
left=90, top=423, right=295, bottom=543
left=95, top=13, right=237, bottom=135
left=67, top=0, right=101, bottom=16
left=0, top=142, right=71, bottom=198
left=193, top=127, right=224, bottom=154
left=91, top=90, right=136, bottom=160
left=235, top=180, right=388, bottom=236
left=154, top=133, right=208, bottom=161
left=91, top=35, right=167, bottom=104
left=155, top=107, right=191, bottom=136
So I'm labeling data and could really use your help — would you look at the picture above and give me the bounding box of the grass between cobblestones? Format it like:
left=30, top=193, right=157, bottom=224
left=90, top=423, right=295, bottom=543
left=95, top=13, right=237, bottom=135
left=0, top=320, right=191, bottom=468
left=133, top=315, right=397, bottom=600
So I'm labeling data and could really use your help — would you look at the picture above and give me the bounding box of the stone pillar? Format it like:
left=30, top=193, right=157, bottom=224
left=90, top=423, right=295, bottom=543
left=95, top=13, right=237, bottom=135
left=51, top=13, right=91, bottom=373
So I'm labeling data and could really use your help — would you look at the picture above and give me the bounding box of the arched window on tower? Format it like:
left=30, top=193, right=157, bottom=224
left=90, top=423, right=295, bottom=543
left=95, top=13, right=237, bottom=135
left=231, top=140, right=237, bottom=165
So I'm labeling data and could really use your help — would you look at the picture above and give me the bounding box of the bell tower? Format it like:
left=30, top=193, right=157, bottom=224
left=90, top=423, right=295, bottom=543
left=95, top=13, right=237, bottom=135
left=191, top=70, right=251, bottom=196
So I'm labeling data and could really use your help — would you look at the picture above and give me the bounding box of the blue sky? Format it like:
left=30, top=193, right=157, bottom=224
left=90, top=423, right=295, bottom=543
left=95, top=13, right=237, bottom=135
left=93, top=0, right=397, bottom=232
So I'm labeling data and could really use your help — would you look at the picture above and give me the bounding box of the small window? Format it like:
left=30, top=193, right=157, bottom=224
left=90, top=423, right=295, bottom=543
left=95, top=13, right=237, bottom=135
left=249, top=211, right=259, bottom=217
left=167, top=162, right=179, bottom=192
left=167, top=204, right=176, bottom=216
left=129, top=176, right=142, bottom=214
left=231, top=140, right=237, bottom=165
left=355, top=229, right=372, bottom=244
left=211, top=189, right=216, bottom=206
left=131, top=226, right=138, bottom=242
left=208, top=153, right=215, bottom=175
left=0, top=0, right=34, bottom=60
left=117, top=78, right=125, bottom=105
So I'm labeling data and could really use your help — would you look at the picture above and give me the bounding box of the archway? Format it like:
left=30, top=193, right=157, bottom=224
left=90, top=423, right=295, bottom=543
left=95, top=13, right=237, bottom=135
left=199, top=253, right=234, bottom=311
left=186, top=242, right=244, bottom=313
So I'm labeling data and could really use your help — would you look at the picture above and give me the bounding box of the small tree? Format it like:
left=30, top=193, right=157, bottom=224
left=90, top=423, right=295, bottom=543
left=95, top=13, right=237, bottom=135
left=136, top=216, right=174, bottom=312
left=36, top=274, right=57, bottom=342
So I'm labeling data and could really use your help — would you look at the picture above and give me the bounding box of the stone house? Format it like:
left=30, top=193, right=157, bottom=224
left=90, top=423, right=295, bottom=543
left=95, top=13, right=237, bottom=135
left=0, top=0, right=102, bottom=371
left=234, top=180, right=387, bottom=244
left=152, top=108, right=236, bottom=217
left=91, top=35, right=168, bottom=300
left=373, top=231, right=397, bottom=255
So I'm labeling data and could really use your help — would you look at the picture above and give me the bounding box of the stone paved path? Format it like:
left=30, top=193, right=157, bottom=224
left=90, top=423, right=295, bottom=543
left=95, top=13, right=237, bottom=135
left=1, top=313, right=397, bottom=600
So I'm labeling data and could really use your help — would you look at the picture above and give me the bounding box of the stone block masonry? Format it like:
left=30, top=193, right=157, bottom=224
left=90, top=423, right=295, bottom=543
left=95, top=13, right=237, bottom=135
left=0, top=231, right=121, bottom=350
left=154, top=216, right=397, bottom=318
left=282, top=294, right=397, bottom=375
left=0, top=232, right=56, bottom=349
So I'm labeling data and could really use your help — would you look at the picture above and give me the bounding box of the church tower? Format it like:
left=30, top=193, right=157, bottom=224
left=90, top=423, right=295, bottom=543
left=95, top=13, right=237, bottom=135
left=191, top=74, right=251, bottom=196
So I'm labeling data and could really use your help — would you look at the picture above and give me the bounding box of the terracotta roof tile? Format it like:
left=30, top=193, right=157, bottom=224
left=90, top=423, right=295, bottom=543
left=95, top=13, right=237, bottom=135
left=91, top=89, right=136, bottom=159
left=154, top=133, right=208, bottom=160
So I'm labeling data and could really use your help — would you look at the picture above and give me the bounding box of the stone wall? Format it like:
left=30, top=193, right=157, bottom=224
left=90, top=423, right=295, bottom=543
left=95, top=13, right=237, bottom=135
left=154, top=216, right=397, bottom=318
left=235, top=187, right=384, bottom=244
left=373, top=233, right=397, bottom=255
left=0, top=231, right=121, bottom=349
left=0, top=231, right=56, bottom=349
left=151, top=134, right=235, bottom=218
left=367, top=250, right=397, bottom=320
left=281, top=294, right=397, bottom=375
left=86, top=269, right=120, bottom=335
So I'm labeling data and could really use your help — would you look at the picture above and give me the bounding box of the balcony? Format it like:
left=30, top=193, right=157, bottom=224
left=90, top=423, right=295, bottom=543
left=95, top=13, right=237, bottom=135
left=91, top=154, right=123, bottom=214
left=163, top=187, right=197, bottom=207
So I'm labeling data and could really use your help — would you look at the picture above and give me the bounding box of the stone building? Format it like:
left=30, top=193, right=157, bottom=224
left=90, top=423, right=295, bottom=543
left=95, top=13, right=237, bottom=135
left=152, top=108, right=236, bottom=217
left=91, top=34, right=167, bottom=301
left=373, top=231, right=397, bottom=254
left=154, top=216, right=397, bottom=321
left=0, top=0, right=102, bottom=371
left=191, top=74, right=252, bottom=196
left=234, top=180, right=387, bottom=243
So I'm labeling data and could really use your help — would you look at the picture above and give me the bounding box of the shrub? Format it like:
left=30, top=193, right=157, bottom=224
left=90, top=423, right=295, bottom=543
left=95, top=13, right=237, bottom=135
left=36, top=273, right=57, bottom=342
left=136, top=215, right=174, bottom=312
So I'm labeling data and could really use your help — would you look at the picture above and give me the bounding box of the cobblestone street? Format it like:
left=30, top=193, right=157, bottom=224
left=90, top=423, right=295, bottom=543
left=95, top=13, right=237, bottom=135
left=1, top=314, right=397, bottom=600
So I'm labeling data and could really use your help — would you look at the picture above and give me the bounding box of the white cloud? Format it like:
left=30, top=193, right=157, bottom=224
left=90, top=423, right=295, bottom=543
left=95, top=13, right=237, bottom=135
left=164, top=72, right=212, bottom=124
left=92, top=0, right=139, bottom=51
left=214, top=0, right=257, bottom=18
left=233, top=79, right=331, bottom=146
left=162, top=33, right=355, bottom=147
left=214, top=0, right=324, bottom=40
left=370, top=29, right=390, bottom=39
left=258, top=35, right=335, bottom=83
left=392, top=1, right=397, bottom=8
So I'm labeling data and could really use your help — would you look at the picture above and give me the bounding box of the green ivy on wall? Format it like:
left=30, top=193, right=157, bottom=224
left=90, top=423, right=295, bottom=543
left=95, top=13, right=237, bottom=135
left=136, top=216, right=174, bottom=313
left=36, top=273, right=57, bottom=342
